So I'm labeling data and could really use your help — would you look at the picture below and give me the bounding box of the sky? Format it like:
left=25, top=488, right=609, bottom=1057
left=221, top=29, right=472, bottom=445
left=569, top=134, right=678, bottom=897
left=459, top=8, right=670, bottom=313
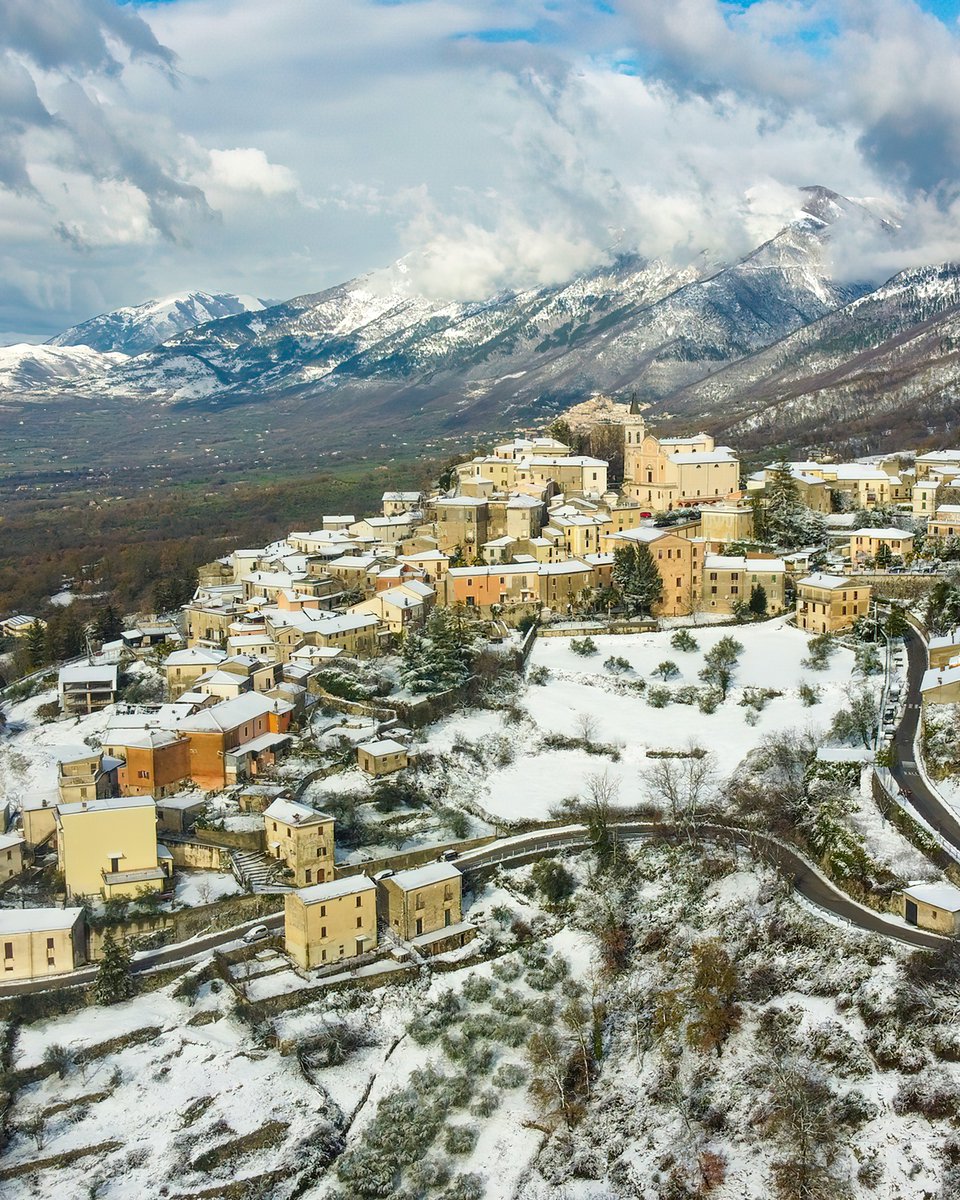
left=2, top=0, right=960, bottom=342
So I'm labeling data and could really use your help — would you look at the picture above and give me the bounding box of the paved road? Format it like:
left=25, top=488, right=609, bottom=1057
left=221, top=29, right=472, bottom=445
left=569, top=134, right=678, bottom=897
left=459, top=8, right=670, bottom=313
left=2, top=815, right=946, bottom=1000
left=889, top=625, right=960, bottom=856
left=463, top=820, right=948, bottom=950
left=0, top=911, right=284, bottom=999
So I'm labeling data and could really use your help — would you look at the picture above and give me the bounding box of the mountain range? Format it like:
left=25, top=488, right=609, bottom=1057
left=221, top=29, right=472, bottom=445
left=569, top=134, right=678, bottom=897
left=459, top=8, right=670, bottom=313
left=3, top=186, right=960, bottom=474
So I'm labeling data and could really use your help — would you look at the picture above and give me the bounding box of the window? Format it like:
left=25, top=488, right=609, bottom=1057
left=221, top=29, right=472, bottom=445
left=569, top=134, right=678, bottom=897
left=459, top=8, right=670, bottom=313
left=305, top=870, right=312, bottom=884
left=415, top=892, right=425, bottom=910
left=320, top=905, right=326, bottom=917
left=46, top=937, right=54, bottom=949
left=137, top=770, right=149, bottom=779
left=320, top=925, right=327, bottom=938
left=356, top=895, right=362, bottom=907
left=356, top=916, right=363, bottom=928
left=321, top=949, right=327, bottom=961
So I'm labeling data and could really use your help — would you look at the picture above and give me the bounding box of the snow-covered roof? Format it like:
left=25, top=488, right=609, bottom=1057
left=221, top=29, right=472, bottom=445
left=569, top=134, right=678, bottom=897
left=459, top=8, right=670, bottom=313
left=177, top=692, right=277, bottom=733
left=538, top=560, right=594, bottom=575
left=57, top=795, right=155, bottom=817
left=382, top=491, right=422, bottom=501
left=921, top=664, right=960, bottom=692
left=0, top=907, right=83, bottom=934
left=296, top=875, right=376, bottom=904
left=933, top=505, right=960, bottom=516
left=263, top=797, right=331, bottom=826
left=386, top=861, right=462, bottom=891
left=903, top=882, right=960, bottom=911
left=704, top=555, right=786, bottom=572
left=850, top=527, right=915, bottom=539
left=164, top=647, right=227, bottom=667
left=58, top=663, right=118, bottom=686
left=436, top=496, right=488, bottom=507
left=928, top=631, right=960, bottom=650
left=358, top=738, right=407, bottom=757
left=796, top=572, right=854, bottom=590
left=667, top=451, right=737, bottom=465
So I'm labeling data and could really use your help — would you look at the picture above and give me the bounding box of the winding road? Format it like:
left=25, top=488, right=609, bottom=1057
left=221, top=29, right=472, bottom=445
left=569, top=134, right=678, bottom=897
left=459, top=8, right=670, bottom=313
left=889, top=624, right=960, bottom=855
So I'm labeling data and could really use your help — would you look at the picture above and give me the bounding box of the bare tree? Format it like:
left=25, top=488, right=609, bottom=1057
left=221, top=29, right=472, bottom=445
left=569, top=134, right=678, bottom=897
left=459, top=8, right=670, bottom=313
left=643, top=746, right=718, bottom=829
left=574, top=712, right=599, bottom=744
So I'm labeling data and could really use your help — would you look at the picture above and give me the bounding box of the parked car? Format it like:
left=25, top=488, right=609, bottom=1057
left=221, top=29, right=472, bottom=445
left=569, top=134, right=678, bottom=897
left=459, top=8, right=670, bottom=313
left=243, top=924, right=269, bottom=944
left=437, top=849, right=460, bottom=862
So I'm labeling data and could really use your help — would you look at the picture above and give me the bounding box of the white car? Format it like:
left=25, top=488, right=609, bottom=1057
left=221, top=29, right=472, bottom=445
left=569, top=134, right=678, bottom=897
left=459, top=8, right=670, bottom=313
left=242, top=924, right=269, bottom=944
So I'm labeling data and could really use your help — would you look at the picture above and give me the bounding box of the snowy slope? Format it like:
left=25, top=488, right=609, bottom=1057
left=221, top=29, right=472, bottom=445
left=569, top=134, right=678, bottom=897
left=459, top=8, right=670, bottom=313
left=0, top=343, right=127, bottom=392
left=49, top=290, right=266, bottom=357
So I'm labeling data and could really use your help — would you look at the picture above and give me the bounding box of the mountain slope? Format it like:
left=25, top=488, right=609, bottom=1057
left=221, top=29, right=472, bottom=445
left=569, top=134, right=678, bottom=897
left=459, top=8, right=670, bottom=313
left=0, top=343, right=127, bottom=392
left=87, top=194, right=867, bottom=418
left=49, top=291, right=266, bottom=357
left=666, top=263, right=960, bottom=451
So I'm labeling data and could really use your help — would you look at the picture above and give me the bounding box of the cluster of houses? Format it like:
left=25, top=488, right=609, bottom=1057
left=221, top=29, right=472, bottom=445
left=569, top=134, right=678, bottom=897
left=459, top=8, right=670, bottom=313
left=9, top=404, right=960, bottom=980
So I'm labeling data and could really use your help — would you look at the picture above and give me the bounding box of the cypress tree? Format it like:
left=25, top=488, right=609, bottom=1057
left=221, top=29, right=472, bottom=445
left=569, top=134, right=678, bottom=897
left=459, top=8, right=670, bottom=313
left=92, top=931, right=136, bottom=1005
left=612, top=543, right=663, bottom=616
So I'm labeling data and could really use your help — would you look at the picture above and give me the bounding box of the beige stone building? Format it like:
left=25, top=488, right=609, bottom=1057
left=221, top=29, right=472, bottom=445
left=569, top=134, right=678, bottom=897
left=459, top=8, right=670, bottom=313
left=622, top=423, right=739, bottom=510
left=57, top=751, right=121, bottom=806
left=0, top=908, right=85, bottom=980
left=920, top=663, right=960, bottom=705
left=601, top=528, right=705, bottom=618
left=263, top=797, right=335, bottom=888
left=357, top=739, right=409, bottom=777
left=847, top=528, right=914, bottom=563
left=0, top=832, right=24, bottom=886
left=927, top=505, right=960, bottom=540
left=164, top=647, right=229, bottom=699
left=56, top=795, right=168, bottom=901
left=898, top=882, right=960, bottom=934
left=378, top=861, right=463, bottom=940
left=284, top=875, right=377, bottom=969
left=700, top=503, right=755, bottom=550
left=701, top=555, right=786, bottom=615
left=795, top=573, right=871, bottom=634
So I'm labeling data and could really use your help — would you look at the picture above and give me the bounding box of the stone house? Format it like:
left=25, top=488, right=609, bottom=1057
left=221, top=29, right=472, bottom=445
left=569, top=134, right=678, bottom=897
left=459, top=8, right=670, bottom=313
left=377, top=861, right=463, bottom=940
left=284, top=875, right=377, bottom=969
left=263, top=797, right=335, bottom=888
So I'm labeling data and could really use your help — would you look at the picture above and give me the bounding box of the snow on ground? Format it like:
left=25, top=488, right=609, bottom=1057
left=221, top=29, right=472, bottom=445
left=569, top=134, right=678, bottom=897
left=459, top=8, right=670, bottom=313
left=420, top=620, right=872, bottom=823
left=174, top=869, right=241, bottom=907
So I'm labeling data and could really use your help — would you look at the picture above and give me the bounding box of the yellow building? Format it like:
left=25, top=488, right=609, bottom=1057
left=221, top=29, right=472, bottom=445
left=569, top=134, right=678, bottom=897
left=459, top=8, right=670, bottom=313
left=284, top=875, right=377, bottom=969
left=164, top=647, right=229, bottom=698
left=378, top=861, right=463, bottom=940
left=601, top=528, right=705, bottom=618
left=21, top=797, right=62, bottom=854
left=56, top=796, right=168, bottom=901
left=699, top=503, right=755, bottom=550
left=357, top=739, right=409, bottom=777
left=928, top=631, right=960, bottom=670
left=702, top=555, right=786, bottom=615
left=912, top=480, right=941, bottom=516
left=848, top=528, right=914, bottom=563
left=263, top=797, right=335, bottom=888
left=623, top=427, right=739, bottom=509
left=57, top=751, right=121, bottom=806
left=920, top=663, right=960, bottom=705
left=899, top=882, right=960, bottom=935
left=795, top=573, right=871, bottom=634
left=0, top=908, right=85, bottom=979
left=0, top=833, right=24, bottom=886
left=927, top=505, right=960, bottom=540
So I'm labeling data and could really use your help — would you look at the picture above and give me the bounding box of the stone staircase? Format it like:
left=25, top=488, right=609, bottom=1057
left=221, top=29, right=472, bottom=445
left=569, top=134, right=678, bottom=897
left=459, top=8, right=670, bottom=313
left=230, top=849, right=289, bottom=892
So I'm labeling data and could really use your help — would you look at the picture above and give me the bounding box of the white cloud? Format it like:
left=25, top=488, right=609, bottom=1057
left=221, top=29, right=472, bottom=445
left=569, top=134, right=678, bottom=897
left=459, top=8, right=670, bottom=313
left=3, top=0, right=960, bottom=338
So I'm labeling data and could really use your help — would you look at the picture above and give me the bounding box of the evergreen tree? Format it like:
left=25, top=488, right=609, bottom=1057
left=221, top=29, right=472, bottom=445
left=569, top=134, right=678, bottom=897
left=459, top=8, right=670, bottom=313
left=612, top=543, right=663, bottom=616
left=399, top=609, right=471, bottom=694
left=25, top=621, right=47, bottom=669
left=885, top=604, right=909, bottom=640
left=748, top=583, right=768, bottom=618
left=699, top=635, right=743, bottom=699
left=875, top=542, right=892, bottom=568
left=925, top=572, right=960, bottom=634
left=92, top=932, right=136, bottom=1005
left=93, top=604, right=124, bottom=644
left=754, top=461, right=827, bottom=549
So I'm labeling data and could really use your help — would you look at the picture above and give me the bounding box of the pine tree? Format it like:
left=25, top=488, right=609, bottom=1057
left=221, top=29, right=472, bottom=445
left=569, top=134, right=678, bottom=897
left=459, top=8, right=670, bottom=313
left=875, top=542, right=892, bottom=568
left=755, top=461, right=826, bottom=549
left=25, top=621, right=47, bottom=669
left=93, top=604, right=124, bottom=644
left=612, top=543, right=663, bottom=616
left=92, top=932, right=136, bottom=1005
left=748, top=583, right=768, bottom=617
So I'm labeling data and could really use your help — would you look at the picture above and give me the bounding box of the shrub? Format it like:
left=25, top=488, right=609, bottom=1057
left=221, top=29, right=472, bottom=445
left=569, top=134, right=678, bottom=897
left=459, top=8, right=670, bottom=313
left=648, top=685, right=671, bottom=708
left=698, top=690, right=721, bottom=714
left=672, top=685, right=699, bottom=705
left=569, top=637, right=598, bottom=657
left=42, top=1042, right=73, bottom=1078
left=893, top=1071, right=960, bottom=1119
left=604, top=655, right=631, bottom=673
left=461, top=974, right=494, bottom=1003
left=653, top=659, right=680, bottom=680
left=440, top=1174, right=484, bottom=1200
left=802, top=633, right=836, bottom=671
left=798, top=681, right=821, bottom=706
left=444, top=1124, right=479, bottom=1155
left=528, top=665, right=550, bottom=685
left=531, top=857, right=576, bottom=904
left=470, top=1089, right=499, bottom=1118
left=492, top=1062, right=527, bottom=1088
left=491, top=957, right=522, bottom=982
left=671, top=630, right=699, bottom=652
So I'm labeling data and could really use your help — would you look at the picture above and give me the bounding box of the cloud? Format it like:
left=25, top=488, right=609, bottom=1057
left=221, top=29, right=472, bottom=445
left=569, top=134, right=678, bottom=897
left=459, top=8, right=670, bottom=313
left=4, top=0, right=960, bottom=340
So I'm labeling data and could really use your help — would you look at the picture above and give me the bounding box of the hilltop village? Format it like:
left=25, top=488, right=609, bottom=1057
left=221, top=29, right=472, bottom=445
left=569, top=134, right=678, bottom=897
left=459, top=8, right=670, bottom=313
left=7, top=400, right=960, bottom=1197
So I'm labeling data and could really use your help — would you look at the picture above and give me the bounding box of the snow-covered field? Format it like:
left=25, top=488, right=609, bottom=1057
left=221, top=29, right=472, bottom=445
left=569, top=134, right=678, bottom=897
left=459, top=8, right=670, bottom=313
left=418, top=620, right=870, bottom=823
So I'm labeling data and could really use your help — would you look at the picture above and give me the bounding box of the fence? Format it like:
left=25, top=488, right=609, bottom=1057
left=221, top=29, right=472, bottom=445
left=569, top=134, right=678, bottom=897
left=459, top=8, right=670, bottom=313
left=333, top=835, right=498, bottom=881
left=537, top=620, right=657, bottom=638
